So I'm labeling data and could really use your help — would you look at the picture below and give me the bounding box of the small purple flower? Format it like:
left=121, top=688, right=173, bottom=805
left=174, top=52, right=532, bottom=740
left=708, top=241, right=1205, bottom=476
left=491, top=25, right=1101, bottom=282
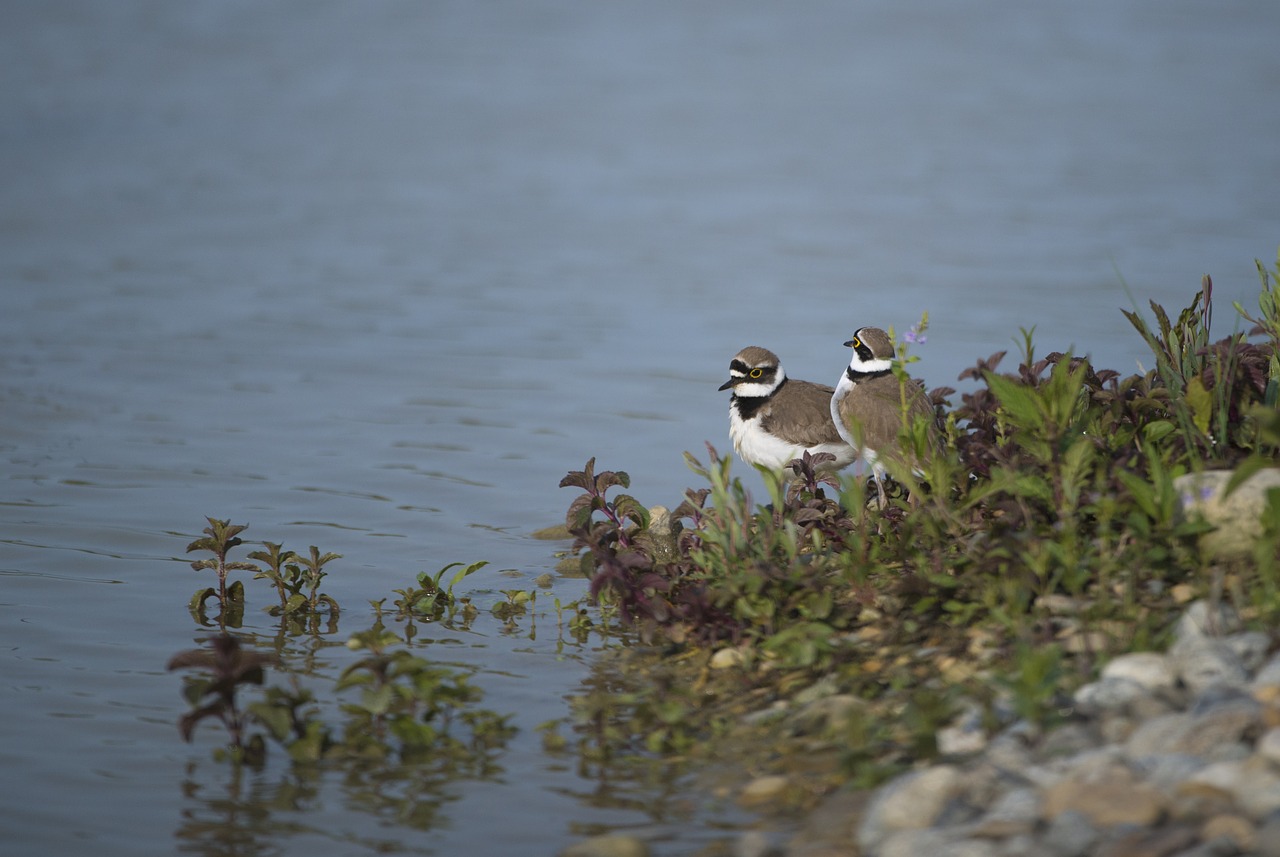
left=905, top=328, right=927, bottom=345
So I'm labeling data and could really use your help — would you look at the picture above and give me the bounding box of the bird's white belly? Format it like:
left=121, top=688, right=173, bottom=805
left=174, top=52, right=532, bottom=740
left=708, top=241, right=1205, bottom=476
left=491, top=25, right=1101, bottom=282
left=730, top=407, right=855, bottom=471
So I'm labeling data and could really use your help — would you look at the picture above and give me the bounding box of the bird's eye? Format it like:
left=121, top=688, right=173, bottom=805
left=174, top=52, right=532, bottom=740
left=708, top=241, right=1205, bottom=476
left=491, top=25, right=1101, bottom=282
left=749, top=368, right=763, bottom=379
left=851, top=337, right=861, bottom=348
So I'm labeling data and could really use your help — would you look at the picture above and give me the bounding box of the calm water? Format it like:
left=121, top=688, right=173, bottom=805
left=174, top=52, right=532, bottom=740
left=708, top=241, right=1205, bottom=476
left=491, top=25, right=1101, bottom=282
left=2, top=2, right=1278, bottom=855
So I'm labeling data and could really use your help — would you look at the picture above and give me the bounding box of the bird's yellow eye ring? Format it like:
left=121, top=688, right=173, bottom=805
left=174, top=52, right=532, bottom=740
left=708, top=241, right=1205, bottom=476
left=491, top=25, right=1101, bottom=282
left=749, top=368, right=763, bottom=378
left=851, top=337, right=861, bottom=348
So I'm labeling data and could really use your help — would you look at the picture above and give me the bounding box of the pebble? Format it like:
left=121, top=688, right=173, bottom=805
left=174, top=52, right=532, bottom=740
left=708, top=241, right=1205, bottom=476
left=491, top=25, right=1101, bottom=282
left=856, top=765, right=963, bottom=851
left=1102, top=652, right=1177, bottom=692
left=561, top=834, right=650, bottom=857
left=783, top=601, right=1280, bottom=857
left=739, top=774, right=792, bottom=807
left=711, top=647, right=747, bottom=670
left=1042, top=776, right=1165, bottom=827
left=1199, top=814, right=1255, bottom=852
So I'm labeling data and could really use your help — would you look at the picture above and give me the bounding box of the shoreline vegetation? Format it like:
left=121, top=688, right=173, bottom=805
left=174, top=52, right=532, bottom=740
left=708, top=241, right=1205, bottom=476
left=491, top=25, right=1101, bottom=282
left=557, top=252, right=1280, bottom=856
left=168, top=253, right=1280, bottom=855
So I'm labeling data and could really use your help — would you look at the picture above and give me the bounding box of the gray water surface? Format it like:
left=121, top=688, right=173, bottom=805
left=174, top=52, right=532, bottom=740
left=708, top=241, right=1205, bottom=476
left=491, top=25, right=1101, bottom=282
left=2, top=2, right=1278, bottom=855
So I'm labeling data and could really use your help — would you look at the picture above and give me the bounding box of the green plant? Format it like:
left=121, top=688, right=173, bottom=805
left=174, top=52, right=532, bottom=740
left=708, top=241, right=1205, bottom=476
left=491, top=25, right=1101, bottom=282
left=187, top=518, right=259, bottom=625
left=557, top=255, right=1280, bottom=788
left=290, top=545, right=342, bottom=615
left=249, top=541, right=302, bottom=615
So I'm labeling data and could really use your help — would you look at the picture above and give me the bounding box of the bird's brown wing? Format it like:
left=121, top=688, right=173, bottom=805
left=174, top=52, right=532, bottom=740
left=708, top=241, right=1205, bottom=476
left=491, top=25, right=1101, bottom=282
left=761, top=379, right=845, bottom=447
left=838, top=375, right=937, bottom=454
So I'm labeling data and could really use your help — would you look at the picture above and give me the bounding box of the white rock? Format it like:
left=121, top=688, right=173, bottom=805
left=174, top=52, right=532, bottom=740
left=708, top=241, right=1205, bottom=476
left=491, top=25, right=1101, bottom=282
left=1130, top=753, right=1207, bottom=790
left=1187, top=757, right=1280, bottom=821
left=1252, top=653, right=1280, bottom=690
left=1170, top=637, right=1249, bottom=695
left=879, top=829, right=999, bottom=857
left=1073, top=677, right=1149, bottom=713
left=1225, top=630, right=1272, bottom=673
left=857, top=765, right=963, bottom=852
left=1125, top=713, right=1195, bottom=759
left=1175, top=600, right=1242, bottom=642
left=1174, top=469, right=1280, bottom=561
left=1257, top=727, right=1280, bottom=766
left=937, top=705, right=989, bottom=757
left=1040, top=809, right=1099, bottom=857
left=970, top=787, right=1042, bottom=837
left=1101, top=651, right=1177, bottom=692
left=710, top=648, right=746, bottom=670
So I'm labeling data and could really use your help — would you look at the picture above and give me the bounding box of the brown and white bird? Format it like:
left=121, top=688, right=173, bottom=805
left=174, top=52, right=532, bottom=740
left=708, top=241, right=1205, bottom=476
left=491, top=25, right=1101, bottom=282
left=830, top=327, right=938, bottom=501
left=719, top=346, right=857, bottom=473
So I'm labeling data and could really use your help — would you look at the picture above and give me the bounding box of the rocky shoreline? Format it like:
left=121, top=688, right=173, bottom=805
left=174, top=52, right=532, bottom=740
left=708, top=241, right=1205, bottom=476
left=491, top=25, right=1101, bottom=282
left=565, top=598, right=1279, bottom=857
left=781, top=598, right=1280, bottom=857
left=562, top=471, right=1280, bottom=857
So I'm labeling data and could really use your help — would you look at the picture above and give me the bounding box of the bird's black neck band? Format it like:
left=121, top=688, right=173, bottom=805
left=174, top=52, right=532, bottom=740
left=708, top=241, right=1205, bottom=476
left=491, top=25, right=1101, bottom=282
left=846, top=366, right=891, bottom=383
left=733, top=376, right=785, bottom=419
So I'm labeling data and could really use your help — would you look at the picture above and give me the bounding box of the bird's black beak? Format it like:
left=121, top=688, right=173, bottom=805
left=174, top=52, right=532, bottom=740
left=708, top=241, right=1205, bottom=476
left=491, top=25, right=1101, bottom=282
left=717, top=378, right=736, bottom=391
left=842, top=339, right=855, bottom=348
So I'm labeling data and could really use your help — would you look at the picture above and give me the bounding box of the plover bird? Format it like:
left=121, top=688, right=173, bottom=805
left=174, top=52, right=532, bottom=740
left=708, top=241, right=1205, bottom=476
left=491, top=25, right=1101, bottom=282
left=719, top=346, right=857, bottom=473
left=830, top=327, right=938, bottom=502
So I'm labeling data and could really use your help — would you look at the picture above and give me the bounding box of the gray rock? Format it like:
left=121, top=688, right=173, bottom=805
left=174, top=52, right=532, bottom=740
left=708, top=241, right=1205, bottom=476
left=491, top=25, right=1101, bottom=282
left=1255, top=816, right=1280, bottom=857
left=1186, top=756, right=1280, bottom=821
left=983, top=733, right=1035, bottom=778
left=1040, top=809, right=1099, bottom=857
left=1073, top=677, right=1150, bottom=714
left=1174, top=469, right=1280, bottom=561
left=734, top=830, right=778, bottom=857
left=1038, top=723, right=1105, bottom=761
left=1224, top=630, right=1272, bottom=673
left=1130, top=753, right=1208, bottom=791
left=1102, top=651, right=1177, bottom=692
left=1170, top=838, right=1250, bottom=857
left=1199, top=813, right=1257, bottom=854
left=857, top=765, right=963, bottom=852
left=995, top=834, right=1037, bottom=857
left=1257, top=726, right=1280, bottom=765
left=1251, top=652, right=1280, bottom=690
left=1175, top=600, right=1243, bottom=642
left=1042, top=774, right=1166, bottom=827
left=1184, top=693, right=1264, bottom=757
left=938, top=705, right=990, bottom=757
left=1170, top=636, right=1249, bottom=695
left=969, top=787, right=1042, bottom=838
left=878, top=829, right=999, bottom=857
left=1126, top=713, right=1195, bottom=759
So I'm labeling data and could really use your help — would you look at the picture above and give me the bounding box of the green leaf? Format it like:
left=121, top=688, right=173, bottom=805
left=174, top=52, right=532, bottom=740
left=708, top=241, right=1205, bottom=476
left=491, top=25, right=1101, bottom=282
left=448, top=560, right=488, bottom=591
left=1116, top=469, right=1159, bottom=521
left=1184, top=375, right=1212, bottom=435
left=984, top=372, right=1044, bottom=430
left=189, top=587, right=217, bottom=611
left=611, top=494, right=651, bottom=530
